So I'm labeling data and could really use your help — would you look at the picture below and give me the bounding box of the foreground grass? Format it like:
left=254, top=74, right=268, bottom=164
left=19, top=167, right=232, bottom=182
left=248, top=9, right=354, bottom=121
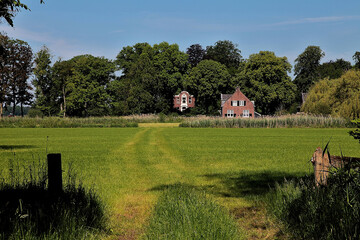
left=144, top=185, right=242, bottom=240
left=1, top=127, right=360, bottom=239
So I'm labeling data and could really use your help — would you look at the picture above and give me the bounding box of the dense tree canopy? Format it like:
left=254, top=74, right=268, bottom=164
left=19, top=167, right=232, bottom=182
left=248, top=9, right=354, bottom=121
left=294, top=46, right=325, bottom=93
left=116, top=42, right=189, bottom=114
left=234, top=51, right=296, bottom=115
left=302, top=70, right=360, bottom=119
left=205, top=40, right=242, bottom=75
left=318, top=59, right=352, bottom=80
left=186, top=44, right=205, bottom=67
left=184, top=60, right=231, bottom=114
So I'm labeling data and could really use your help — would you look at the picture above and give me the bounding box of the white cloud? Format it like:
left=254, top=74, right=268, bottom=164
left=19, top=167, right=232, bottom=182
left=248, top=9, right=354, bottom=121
left=0, top=25, right=84, bottom=59
left=270, top=16, right=360, bottom=26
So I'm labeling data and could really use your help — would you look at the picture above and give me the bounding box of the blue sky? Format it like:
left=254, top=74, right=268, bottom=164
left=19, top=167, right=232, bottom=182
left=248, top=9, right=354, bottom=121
left=1, top=0, right=360, bottom=76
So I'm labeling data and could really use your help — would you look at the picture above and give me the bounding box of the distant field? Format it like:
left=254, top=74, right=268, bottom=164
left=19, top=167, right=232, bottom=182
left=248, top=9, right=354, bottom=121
left=1, top=127, right=359, bottom=239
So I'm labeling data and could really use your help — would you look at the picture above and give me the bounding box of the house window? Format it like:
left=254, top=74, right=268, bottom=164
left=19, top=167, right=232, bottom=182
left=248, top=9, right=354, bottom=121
left=176, top=97, right=180, bottom=104
left=189, top=97, right=192, bottom=103
left=243, top=110, right=249, bottom=118
left=231, top=100, right=246, bottom=106
left=182, top=95, right=186, bottom=103
left=227, top=110, right=234, bottom=118
left=182, top=106, right=186, bottom=111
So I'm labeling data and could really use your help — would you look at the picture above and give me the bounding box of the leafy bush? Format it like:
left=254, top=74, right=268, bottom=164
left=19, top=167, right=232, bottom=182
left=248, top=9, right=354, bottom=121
left=267, top=165, right=360, bottom=240
left=144, top=184, right=242, bottom=240
left=302, top=70, right=360, bottom=120
left=349, top=119, right=360, bottom=143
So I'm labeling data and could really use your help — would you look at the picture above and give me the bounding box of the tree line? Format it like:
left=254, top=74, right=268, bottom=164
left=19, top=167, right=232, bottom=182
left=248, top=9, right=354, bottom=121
left=1, top=32, right=359, bottom=118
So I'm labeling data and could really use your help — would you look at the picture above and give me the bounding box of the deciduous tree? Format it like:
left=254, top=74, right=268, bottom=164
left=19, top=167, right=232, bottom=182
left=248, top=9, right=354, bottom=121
left=184, top=60, right=231, bottom=114
left=205, top=40, right=242, bottom=75
left=302, top=70, right=360, bottom=119
left=353, top=51, right=360, bottom=69
left=187, top=44, right=205, bottom=67
left=294, top=46, right=325, bottom=93
left=234, top=51, right=296, bottom=115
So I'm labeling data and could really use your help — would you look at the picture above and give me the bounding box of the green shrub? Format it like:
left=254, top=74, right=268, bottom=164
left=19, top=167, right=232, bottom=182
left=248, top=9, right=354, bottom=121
left=267, top=165, right=360, bottom=240
left=144, top=184, right=242, bottom=240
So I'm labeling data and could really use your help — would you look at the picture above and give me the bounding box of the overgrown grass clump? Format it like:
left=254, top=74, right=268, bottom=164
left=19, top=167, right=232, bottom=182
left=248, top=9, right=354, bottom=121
left=266, top=165, right=360, bottom=240
left=0, top=159, right=107, bottom=239
left=180, top=115, right=351, bottom=128
left=0, top=116, right=138, bottom=128
left=144, top=185, right=242, bottom=240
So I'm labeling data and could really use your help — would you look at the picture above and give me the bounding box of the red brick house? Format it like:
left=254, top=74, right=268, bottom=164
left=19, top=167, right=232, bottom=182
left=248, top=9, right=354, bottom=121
left=221, top=87, right=255, bottom=118
left=173, top=91, right=195, bottom=112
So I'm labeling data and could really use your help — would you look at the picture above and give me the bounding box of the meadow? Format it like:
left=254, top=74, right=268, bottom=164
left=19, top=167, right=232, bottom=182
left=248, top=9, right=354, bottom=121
left=1, top=125, right=359, bottom=239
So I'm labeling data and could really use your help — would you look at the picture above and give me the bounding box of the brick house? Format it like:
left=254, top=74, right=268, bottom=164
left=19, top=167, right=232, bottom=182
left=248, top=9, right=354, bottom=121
left=221, top=87, right=255, bottom=118
left=173, top=91, right=195, bottom=112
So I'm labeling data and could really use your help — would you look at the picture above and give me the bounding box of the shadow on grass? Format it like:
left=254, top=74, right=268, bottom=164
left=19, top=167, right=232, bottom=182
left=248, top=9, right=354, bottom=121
left=0, top=145, right=36, bottom=150
left=0, top=184, right=106, bottom=238
left=149, top=171, right=309, bottom=199
left=201, top=171, right=308, bottom=198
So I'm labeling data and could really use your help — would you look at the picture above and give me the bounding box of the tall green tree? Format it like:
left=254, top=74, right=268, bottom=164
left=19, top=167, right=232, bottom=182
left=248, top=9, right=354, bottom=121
left=33, top=45, right=55, bottom=115
left=65, top=55, right=116, bottom=117
left=353, top=51, right=360, bottom=69
left=52, top=59, right=73, bottom=117
left=187, top=44, right=205, bottom=67
left=2, top=37, right=33, bottom=116
left=184, top=60, right=231, bottom=114
left=205, top=40, right=242, bottom=75
left=0, top=33, right=10, bottom=117
left=234, top=51, right=296, bottom=115
left=294, top=46, right=325, bottom=93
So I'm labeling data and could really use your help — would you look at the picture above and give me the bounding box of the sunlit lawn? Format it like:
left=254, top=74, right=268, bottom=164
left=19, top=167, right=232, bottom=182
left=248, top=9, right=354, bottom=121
left=1, top=127, right=359, bottom=239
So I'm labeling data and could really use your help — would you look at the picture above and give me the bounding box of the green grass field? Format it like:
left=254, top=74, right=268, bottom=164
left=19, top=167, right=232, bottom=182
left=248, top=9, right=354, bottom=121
left=1, top=126, right=359, bottom=239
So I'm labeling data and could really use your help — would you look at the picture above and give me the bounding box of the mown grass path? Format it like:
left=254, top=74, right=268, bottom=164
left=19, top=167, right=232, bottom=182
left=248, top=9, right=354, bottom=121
left=1, top=126, right=359, bottom=239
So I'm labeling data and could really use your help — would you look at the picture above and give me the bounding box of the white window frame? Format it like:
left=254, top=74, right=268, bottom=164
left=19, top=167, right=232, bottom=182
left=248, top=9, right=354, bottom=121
left=227, top=110, right=234, bottom=118
left=231, top=101, right=238, bottom=106
left=243, top=110, right=249, bottom=118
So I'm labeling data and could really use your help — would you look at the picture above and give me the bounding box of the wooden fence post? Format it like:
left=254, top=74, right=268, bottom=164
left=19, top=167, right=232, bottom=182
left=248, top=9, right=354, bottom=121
left=47, top=153, right=63, bottom=193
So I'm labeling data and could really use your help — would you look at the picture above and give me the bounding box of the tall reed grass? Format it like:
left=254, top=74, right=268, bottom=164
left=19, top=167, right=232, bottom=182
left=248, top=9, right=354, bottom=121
left=144, top=184, right=243, bottom=240
left=0, top=157, right=107, bottom=239
left=0, top=116, right=138, bottom=128
left=180, top=115, right=351, bottom=128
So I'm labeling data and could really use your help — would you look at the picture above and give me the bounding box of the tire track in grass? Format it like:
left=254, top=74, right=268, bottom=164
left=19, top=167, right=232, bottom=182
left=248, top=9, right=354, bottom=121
left=150, top=127, right=193, bottom=184
left=111, top=127, right=189, bottom=239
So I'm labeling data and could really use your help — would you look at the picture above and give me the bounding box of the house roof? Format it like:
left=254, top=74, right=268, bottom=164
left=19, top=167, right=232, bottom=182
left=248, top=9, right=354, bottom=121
left=221, top=94, right=232, bottom=107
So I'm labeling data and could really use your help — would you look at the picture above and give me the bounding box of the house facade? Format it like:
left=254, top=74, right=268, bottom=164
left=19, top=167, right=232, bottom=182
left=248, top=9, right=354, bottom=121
left=221, top=87, right=255, bottom=118
left=173, top=91, right=195, bottom=112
